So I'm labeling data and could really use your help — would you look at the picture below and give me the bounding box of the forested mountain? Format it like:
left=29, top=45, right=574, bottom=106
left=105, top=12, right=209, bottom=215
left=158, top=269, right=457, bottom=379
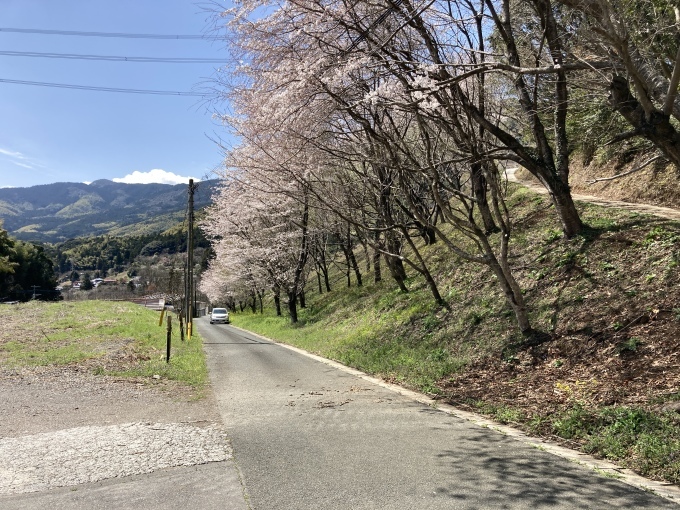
left=50, top=222, right=211, bottom=276
left=0, top=179, right=218, bottom=243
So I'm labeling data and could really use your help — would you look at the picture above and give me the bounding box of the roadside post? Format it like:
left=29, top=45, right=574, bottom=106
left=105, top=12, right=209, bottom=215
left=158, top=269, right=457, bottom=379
left=166, top=315, right=172, bottom=363
left=158, top=299, right=166, bottom=327
left=179, top=313, right=185, bottom=342
left=187, top=302, right=192, bottom=341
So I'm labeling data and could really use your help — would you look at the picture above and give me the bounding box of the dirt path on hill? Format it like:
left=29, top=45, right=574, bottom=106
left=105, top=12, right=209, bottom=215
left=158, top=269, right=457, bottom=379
left=506, top=167, right=680, bottom=220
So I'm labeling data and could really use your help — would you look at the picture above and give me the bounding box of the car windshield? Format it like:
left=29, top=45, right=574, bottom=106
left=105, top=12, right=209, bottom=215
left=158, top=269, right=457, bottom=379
left=212, top=308, right=227, bottom=314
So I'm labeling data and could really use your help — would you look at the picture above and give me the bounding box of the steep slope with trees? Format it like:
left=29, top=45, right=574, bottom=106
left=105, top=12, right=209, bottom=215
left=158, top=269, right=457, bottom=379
left=0, top=225, right=58, bottom=301
left=197, top=0, right=680, bottom=483
left=202, top=0, right=680, bottom=336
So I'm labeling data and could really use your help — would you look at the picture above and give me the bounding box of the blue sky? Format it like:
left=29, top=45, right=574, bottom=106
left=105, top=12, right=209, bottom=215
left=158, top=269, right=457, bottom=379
left=0, top=0, right=234, bottom=188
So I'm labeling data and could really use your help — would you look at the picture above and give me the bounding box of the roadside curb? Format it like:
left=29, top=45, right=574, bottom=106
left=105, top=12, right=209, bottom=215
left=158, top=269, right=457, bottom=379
left=226, top=324, right=680, bottom=505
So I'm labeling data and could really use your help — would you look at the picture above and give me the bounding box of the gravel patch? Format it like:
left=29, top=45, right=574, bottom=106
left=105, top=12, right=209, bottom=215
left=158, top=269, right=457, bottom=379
left=0, top=422, right=230, bottom=495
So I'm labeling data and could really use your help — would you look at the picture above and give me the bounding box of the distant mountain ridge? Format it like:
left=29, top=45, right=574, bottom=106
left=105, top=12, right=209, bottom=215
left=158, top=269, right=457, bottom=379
left=0, top=179, right=218, bottom=243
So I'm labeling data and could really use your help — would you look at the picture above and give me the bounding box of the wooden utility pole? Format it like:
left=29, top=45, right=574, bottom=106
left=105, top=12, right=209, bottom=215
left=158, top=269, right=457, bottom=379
left=186, top=179, right=198, bottom=339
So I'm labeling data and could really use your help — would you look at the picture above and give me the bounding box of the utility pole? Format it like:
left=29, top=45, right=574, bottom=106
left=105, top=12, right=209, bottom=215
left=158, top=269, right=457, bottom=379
left=185, top=179, right=198, bottom=338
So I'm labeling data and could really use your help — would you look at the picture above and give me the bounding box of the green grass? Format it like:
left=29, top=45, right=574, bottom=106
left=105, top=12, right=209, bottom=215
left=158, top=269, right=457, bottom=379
left=232, top=275, right=507, bottom=395
left=457, top=400, right=680, bottom=484
left=554, top=405, right=680, bottom=484
left=472, top=401, right=525, bottom=424
left=0, top=300, right=208, bottom=388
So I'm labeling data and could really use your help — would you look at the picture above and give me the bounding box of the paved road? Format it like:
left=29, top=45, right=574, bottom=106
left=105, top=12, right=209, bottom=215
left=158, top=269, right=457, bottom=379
left=198, top=319, right=678, bottom=509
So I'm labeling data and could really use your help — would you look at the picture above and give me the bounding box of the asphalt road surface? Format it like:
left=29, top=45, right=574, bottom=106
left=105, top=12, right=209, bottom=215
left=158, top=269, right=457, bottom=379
left=197, top=319, right=678, bottom=510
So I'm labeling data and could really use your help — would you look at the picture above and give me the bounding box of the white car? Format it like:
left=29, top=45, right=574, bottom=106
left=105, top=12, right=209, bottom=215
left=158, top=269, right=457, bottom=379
left=210, top=308, right=230, bottom=324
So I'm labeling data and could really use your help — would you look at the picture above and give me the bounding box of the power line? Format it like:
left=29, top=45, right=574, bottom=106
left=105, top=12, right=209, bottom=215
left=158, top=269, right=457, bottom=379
left=0, top=50, right=226, bottom=64
left=0, top=78, right=207, bottom=96
left=0, top=28, right=206, bottom=39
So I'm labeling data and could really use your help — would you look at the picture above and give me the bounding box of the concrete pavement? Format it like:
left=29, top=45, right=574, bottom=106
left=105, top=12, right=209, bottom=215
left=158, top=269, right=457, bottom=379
left=199, top=319, right=679, bottom=509
left=0, top=462, right=247, bottom=510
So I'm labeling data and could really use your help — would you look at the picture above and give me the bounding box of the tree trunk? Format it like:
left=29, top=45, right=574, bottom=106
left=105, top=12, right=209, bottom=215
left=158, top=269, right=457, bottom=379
left=487, top=256, right=532, bottom=335
left=373, top=230, right=382, bottom=283
left=287, top=197, right=309, bottom=324
left=373, top=246, right=382, bottom=283
left=273, top=285, right=282, bottom=316
left=341, top=243, right=352, bottom=287
left=401, top=228, right=445, bottom=306
left=323, top=266, right=331, bottom=292
left=473, top=163, right=499, bottom=234
left=384, top=232, right=408, bottom=291
left=609, top=75, right=680, bottom=168
left=385, top=253, right=408, bottom=292
left=552, top=186, right=583, bottom=239
left=348, top=249, right=362, bottom=287
left=287, top=290, right=298, bottom=323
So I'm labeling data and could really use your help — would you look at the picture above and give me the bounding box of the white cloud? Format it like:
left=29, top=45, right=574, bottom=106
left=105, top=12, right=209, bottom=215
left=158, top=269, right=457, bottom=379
left=112, top=169, right=199, bottom=185
left=0, top=147, right=34, bottom=169
left=0, top=148, right=24, bottom=159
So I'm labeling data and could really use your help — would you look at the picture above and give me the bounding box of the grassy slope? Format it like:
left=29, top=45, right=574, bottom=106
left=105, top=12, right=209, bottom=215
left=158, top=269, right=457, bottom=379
left=232, top=184, right=680, bottom=485
left=0, top=300, right=208, bottom=391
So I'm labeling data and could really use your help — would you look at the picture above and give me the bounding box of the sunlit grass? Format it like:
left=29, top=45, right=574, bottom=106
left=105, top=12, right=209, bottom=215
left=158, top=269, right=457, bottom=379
left=0, top=300, right=208, bottom=388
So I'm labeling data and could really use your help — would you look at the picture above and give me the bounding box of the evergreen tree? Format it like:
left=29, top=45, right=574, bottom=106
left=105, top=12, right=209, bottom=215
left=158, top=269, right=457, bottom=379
left=81, top=272, right=94, bottom=291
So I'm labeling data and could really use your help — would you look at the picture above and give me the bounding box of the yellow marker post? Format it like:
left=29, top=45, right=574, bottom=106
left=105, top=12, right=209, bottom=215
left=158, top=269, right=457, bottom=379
left=158, top=299, right=166, bottom=326
left=187, top=303, right=192, bottom=340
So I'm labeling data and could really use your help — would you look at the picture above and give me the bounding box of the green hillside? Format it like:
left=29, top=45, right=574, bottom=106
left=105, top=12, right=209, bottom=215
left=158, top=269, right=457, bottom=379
left=55, top=194, right=105, bottom=218
left=0, top=179, right=218, bottom=243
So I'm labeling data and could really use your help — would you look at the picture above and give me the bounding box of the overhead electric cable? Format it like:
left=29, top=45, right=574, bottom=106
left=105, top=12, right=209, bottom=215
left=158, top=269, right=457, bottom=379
left=0, top=28, right=205, bottom=39
left=0, top=78, right=206, bottom=96
left=0, top=50, right=226, bottom=63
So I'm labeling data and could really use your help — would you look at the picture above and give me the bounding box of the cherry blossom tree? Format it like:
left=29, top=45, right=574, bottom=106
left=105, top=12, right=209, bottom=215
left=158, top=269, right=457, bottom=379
left=209, top=0, right=588, bottom=334
left=201, top=168, right=312, bottom=322
left=218, top=0, right=584, bottom=236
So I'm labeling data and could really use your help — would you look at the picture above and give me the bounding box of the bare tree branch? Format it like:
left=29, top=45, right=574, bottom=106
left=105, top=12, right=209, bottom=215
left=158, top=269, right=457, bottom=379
left=587, top=155, right=664, bottom=184
left=663, top=7, right=680, bottom=116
